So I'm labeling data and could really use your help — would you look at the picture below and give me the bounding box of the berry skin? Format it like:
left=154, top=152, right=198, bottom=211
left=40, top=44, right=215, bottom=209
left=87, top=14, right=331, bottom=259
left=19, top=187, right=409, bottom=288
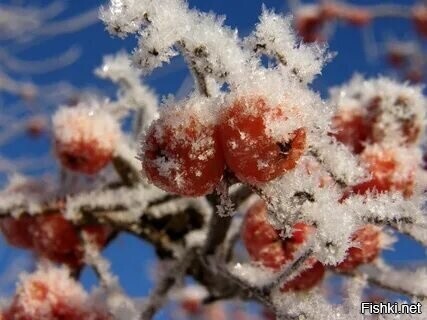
left=143, top=106, right=225, bottom=197
left=0, top=215, right=35, bottom=249
left=349, top=145, right=415, bottom=198
left=242, top=200, right=324, bottom=291
left=31, top=213, right=110, bottom=268
left=219, top=98, right=306, bottom=185
left=331, top=110, right=371, bottom=154
left=281, top=260, right=325, bottom=292
left=3, top=266, right=110, bottom=320
left=53, top=105, right=120, bottom=175
left=334, top=225, right=381, bottom=272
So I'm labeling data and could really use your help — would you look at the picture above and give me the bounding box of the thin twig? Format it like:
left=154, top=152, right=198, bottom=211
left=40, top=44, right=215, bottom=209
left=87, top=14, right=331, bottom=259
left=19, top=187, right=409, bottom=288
left=140, top=249, right=196, bottom=320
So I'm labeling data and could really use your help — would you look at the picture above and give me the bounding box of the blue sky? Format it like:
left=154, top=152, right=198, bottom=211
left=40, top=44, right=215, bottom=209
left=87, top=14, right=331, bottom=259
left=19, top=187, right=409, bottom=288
left=0, top=0, right=425, bottom=315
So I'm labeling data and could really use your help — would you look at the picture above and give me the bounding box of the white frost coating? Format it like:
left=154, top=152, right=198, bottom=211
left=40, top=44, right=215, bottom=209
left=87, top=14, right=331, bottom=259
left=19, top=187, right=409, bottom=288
left=259, top=163, right=358, bottom=265
left=65, top=184, right=166, bottom=222
left=100, top=0, right=148, bottom=37
left=229, top=262, right=278, bottom=287
left=52, top=100, right=121, bottom=153
left=147, top=197, right=211, bottom=220
left=343, top=192, right=427, bottom=227
left=0, top=175, right=54, bottom=216
left=10, top=264, right=105, bottom=319
left=343, top=276, right=367, bottom=312
left=95, top=51, right=159, bottom=132
left=101, top=0, right=251, bottom=81
left=363, top=262, right=427, bottom=298
left=329, top=75, right=427, bottom=146
left=311, top=134, right=368, bottom=185
left=84, top=238, right=140, bottom=320
left=246, top=8, right=331, bottom=84
left=170, top=284, right=208, bottom=302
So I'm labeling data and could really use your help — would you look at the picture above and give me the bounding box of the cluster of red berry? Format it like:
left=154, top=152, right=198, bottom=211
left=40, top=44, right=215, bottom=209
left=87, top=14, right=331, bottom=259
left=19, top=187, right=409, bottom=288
left=0, top=212, right=110, bottom=269
left=332, top=94, right=420, bottom=198
left=242, top=200, right=380, bottom=292
left=1, top=267, right=110, bottom=320
left=143, top=97, right=307, bottom=196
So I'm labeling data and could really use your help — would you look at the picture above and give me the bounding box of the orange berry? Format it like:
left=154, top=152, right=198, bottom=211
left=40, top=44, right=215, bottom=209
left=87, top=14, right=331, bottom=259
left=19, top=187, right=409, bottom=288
left=53, top=105, right=120, bottom=175
left=334, top=225, right=381, bottom=272
left=143, top=106, right=225, bottom=196
left=219, top=97, right=306, bottom=185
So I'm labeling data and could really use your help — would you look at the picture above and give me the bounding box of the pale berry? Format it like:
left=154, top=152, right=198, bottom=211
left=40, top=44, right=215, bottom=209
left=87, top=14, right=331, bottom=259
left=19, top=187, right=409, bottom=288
left=143, top=105, right=225, bottom=197
left=359, top=145, right=414, bottom=197
left=3, top=266, right=110, bottom=320
left=220, top=97, right=306, bottom=185
left=334, top=225, right=381, bottom=272
left=53, top=105, right=120, bottom=175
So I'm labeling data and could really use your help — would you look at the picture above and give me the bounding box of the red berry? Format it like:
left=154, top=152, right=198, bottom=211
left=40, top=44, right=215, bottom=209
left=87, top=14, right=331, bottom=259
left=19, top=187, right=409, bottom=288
left=412, top=5, right=427, bottom=38
left=334, top=225, right=381, bottom=272
left=242, top=200, right=324, bottom=291
left=53, top=106, right=120, bottom=175
left=331, top=110, right=371, bottom=154
left=220, top=97, right=306, bottom=185
left=0, top=215, right=35, bottom=249
left=295, top=7, right=326, bottom=43
left=143, top=105, right=225, bottom=196
left=181, top=298, right=202, bottom=315
left=31, top=213, right=110, bottom=268
left=281, top=260, right=325, bottom=292
left=3, top=267, right=110, bottom=320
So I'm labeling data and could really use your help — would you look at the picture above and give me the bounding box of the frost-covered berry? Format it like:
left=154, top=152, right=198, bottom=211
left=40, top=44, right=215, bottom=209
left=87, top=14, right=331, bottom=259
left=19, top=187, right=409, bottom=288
left=334, top=224, right=381, bottom=272
left=331, top=108, right=372, bottom=154
left=3, top=266, right=110, bottom=320
left=242, top=200, right=324, bottom=291
left=0, top=215, right=35, bottom=249
left=280, top=260, right=325, bottom=292
left=143, top=100, right=225, bottom=197
left=220, top=97, right=306, bottom=185
left=330, top=77, right=426, bottom=148
left=351, top=145, right=416, bottom=197
left=32, top=213, right=110, bottom=268
left=53, top=104, right=120, bottom=175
